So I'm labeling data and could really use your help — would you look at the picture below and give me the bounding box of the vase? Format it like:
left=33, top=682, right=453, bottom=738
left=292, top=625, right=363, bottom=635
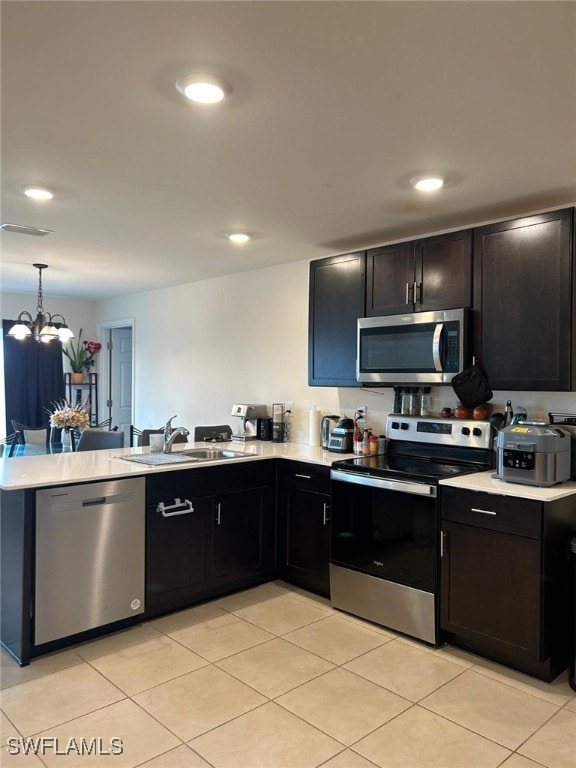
left=70, top=373, right=84, bottom=384
left=61, top=429, right=73, bottom=451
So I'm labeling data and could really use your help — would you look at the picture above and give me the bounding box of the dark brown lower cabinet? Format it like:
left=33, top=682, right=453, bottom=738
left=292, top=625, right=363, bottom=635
left=146, top=462, right=276, bottom=617
left=213, top=486, right=276, bottom=587
left=146, top=495, right=213, bottom=612
left=277, top=461, right=331, bottom=596
left=440, top=487, right=576, bottom=681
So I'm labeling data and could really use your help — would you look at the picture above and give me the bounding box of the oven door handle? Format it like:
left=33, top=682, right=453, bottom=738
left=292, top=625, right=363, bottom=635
left=331, top=469, right=437, bottom=497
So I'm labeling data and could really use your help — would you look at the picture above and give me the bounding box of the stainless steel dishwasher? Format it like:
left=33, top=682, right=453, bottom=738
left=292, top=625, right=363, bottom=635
left=35, top=477, right=145, bottom=646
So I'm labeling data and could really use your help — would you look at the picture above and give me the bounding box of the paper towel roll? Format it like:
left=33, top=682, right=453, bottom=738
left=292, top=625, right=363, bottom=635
left=308, top=408, right=321, bottom=447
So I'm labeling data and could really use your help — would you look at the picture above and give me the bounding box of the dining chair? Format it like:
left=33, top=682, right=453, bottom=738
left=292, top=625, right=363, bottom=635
left=0, top=433, right=18, bottom=457
left=130, top=426, right=143, bottom=447
left=97, top=418, right=112, bottom=430
left=11, top=420, right=49, bottom=446
left=194, top=425, right=233, bottom=442
left=75, top=429, right=125, bottom=451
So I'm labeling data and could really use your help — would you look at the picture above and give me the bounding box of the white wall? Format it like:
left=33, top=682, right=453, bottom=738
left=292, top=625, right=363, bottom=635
left=94, top=260, right=576, bottom=442
left=96, top=260, right=345, bottom=441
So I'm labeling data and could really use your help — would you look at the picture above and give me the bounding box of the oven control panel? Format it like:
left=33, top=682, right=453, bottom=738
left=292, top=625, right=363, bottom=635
left=386, top=415, right=492, bottom=450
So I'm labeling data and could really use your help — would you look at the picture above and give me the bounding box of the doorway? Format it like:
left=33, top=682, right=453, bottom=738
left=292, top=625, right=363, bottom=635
left=99, top=320, right=133, bottom=446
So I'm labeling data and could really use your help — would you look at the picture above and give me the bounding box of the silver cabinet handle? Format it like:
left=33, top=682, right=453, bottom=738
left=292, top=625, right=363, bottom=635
left=158, top=498, right=194, bottom=517
left=405, top=282, right=411, bottom=305
left=216, top=502, right=221, bottom=525
left=471, top=507, right=497, bottom=516
left=440, top=530, right=446, bottom=558
left=295, top=474, right=312, bottom=480
left=323, top=502, right=330, bottom=525
left=414, top=281, right=422, bottom=304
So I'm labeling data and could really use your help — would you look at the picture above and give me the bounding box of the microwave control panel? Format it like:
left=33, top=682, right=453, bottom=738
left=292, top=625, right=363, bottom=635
left=443, top=323, right=460, bottom=372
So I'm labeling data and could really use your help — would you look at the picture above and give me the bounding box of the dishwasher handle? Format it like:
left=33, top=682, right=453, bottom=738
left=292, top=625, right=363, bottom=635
left=82, top=491, right=135, bottom=507
left=157, top=498, right=195, bottom=517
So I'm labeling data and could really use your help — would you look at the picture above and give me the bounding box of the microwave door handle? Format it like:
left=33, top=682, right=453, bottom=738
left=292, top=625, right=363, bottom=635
left=432, top=323, right=444, bottom=372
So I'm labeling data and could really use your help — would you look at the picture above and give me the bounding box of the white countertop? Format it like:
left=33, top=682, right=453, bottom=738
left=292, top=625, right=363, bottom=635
left=0, top=441, right=356, bottom=491
left=440, top=471, right=576, bottom=501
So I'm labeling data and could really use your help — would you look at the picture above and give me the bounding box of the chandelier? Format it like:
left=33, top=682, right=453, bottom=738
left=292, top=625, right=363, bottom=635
left=7, top=263, right=74, bottom=343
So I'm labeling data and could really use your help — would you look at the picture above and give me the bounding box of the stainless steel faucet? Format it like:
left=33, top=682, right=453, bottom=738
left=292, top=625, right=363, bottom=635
left=163, top=415, right=190, bottom=453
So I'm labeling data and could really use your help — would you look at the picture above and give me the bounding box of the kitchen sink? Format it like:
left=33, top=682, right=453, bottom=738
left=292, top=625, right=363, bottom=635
left=119, top=448, right=248, bottom=466
left=180, top=448, right=248, bottom=460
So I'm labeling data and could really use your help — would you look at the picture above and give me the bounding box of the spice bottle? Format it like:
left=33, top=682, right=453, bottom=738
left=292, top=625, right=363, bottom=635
left=362, top=428, right=370, bottom=455
left=353, top=423, right=363, bottom=454
left=401, top=388, right=411, bottom=415
left=369, top=434, right=379, bottom=454
left=419, top=387, right=431, bottom=417
left=409, top=387, right=420, bottom=416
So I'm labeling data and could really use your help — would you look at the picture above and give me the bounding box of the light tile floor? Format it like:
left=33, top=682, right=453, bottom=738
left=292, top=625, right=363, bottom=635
left=1, top=581, right=574, bottom=768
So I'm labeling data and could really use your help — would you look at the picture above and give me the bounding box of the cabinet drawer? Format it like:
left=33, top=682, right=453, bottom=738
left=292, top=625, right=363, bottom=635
left=280, top=461, right=330, bottom=494
left=441, top=487, right=542, bottom=539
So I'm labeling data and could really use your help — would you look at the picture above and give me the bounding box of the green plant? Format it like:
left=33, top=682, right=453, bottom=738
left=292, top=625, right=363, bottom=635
left=62, top=329, right=102, bottom=373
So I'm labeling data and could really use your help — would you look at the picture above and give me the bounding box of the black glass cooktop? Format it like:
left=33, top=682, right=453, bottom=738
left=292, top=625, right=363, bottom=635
left=331, top=454, right=480, bottom=483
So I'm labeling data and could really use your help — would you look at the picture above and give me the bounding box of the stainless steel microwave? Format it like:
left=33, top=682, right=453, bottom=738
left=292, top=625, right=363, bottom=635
left=357, top=308, right=469, bottom=385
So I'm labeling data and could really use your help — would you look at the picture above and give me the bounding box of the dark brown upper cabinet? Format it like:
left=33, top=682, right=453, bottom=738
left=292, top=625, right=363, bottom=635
left=473, top=208, right=574, bottom=391
left=366, top=230, right=473, bottom=316
left=308, top=252, right=365, bottom=387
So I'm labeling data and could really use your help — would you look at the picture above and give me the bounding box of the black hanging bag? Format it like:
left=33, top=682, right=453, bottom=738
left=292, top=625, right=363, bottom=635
left=451, top=360, right=493, bottom=409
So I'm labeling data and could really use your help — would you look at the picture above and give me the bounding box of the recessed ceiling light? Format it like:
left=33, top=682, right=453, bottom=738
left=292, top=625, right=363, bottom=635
left=175, top=74, right=232, bottom=104
left=410, top=175, right=447, bottom=192
left=226, top=232, right=251, bottom=244
left=23, top=186, right=55, bottom=200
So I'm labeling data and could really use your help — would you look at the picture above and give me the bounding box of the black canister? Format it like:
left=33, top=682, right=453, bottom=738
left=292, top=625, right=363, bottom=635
left=259, top=417, right=273, bottom=441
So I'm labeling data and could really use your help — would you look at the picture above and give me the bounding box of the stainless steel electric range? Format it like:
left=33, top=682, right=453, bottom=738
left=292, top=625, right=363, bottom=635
left=330, top=415, right=494, bottom=645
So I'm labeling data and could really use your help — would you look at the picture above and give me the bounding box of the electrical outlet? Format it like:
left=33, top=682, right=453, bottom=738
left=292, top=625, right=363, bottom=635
left=357, top=405, right=367, bottom=422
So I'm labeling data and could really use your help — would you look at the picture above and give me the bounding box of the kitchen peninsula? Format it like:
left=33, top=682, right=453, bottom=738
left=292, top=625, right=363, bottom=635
left=0, top=441, right=353, bottom=666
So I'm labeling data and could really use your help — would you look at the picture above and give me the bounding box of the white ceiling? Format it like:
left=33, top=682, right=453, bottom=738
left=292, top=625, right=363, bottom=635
left=2, top=1, right=575, bottom=300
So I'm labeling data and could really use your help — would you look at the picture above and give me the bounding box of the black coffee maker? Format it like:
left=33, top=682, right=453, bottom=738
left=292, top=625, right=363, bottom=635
left=259, top=417, right=273, bottom=441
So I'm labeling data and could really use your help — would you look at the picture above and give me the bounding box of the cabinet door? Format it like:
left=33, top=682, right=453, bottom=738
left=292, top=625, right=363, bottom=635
left=441, top=520, right=541, bottom=661
left=212, top=486, right=275, bottom=586
left=279, top=488, right=331, bottom=596
left=473, top=208, right=574, bottom=390
left=309, top=252, right=365, bottom=387
left=146, top=496, right=213, bottom=611
left=366, top=242, right=415, bottom=316
left=414, top=230, right=472, bottom=312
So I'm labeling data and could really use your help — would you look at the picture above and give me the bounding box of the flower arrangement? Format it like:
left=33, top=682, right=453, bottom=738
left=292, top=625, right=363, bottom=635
left=48, top=399, right=90, bottom=431
left=62, top=329, right=102, bottom=373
